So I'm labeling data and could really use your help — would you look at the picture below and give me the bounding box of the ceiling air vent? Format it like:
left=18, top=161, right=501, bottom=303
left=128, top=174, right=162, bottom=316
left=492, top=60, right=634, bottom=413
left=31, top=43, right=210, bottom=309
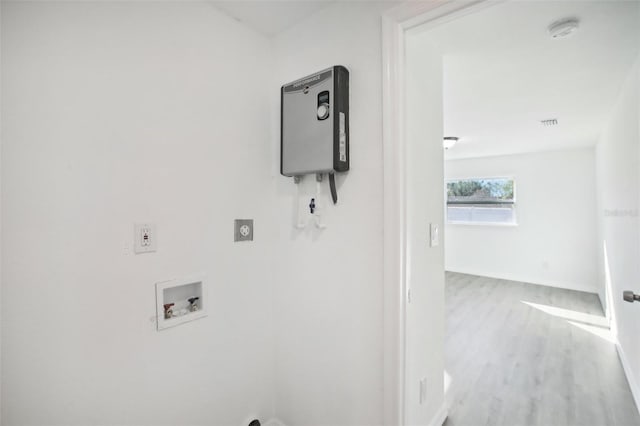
left=540, top=119, right=558, bottom=127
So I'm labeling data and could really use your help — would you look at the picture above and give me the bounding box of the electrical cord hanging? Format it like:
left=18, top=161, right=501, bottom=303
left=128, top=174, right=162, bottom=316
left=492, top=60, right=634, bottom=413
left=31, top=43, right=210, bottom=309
left=329, top=173, right=338, bottom=204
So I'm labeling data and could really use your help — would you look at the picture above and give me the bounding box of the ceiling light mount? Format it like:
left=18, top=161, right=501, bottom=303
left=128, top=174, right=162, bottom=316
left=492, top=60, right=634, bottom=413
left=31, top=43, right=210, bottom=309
left=548, top=18, right=580, bottom=39
left=443, top=136, right=459, bottom=150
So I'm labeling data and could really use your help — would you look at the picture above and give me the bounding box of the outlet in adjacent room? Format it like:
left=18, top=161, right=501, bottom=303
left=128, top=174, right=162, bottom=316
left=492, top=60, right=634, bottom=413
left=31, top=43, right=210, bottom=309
left=134, top=223, right=157, bottom=254
left=234, top=219, right=254, bottom=242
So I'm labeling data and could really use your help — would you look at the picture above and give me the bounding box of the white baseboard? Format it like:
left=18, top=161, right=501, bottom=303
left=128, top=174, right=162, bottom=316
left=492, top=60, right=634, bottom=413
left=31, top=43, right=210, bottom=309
left=616, top=342, right=640, bottom=416
left=428, top=403, right=448, bottom=426
left=445, top=268, right=597, bottom=294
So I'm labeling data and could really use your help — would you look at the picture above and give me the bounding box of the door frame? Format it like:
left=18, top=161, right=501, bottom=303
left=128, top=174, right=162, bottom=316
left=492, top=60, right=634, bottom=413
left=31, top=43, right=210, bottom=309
left=381, top=2, right=496, bottom=424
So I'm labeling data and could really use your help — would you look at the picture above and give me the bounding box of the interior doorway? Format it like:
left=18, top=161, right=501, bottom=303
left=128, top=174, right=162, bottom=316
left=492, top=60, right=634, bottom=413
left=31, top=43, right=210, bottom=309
left=383, top=1, right=640, bottom=425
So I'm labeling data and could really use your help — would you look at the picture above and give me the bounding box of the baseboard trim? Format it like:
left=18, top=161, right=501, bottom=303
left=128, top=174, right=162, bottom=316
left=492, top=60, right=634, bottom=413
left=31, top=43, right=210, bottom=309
left=616, top=342, right=640, bottom=416
left=263, top=418, right=287, bottom=426
left=445, top=268, right=597, bottom=295
left=428, top=403, right=448, bottom=426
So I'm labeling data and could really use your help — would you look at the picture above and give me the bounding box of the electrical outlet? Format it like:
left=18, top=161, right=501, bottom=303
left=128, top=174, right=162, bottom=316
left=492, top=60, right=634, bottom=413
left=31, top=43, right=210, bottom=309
left=234, top=219, right=253, bottom=242
left=134, top=223, right=157, bottom=254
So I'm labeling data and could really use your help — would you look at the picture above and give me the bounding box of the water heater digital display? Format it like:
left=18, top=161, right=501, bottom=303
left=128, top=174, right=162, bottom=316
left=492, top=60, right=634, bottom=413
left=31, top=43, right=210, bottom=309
left=280, top=66, right=349, bottom=177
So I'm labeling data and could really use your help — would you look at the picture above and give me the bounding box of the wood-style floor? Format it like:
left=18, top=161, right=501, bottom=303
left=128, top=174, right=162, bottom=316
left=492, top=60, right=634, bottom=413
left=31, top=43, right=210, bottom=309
left=444, top=272, right=640, bottom=426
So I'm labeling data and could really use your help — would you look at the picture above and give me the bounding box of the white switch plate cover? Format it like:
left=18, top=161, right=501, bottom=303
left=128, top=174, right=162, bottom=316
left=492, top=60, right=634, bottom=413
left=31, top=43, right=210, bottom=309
left=420, top=377, right=427, bottom=404
left=430, top=223, right=439, bottom=247
left=134, top=223, right=157, bottom=254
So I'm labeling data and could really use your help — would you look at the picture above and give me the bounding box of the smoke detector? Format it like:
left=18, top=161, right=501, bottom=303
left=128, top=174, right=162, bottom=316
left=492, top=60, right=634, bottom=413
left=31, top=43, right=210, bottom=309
left=540, top=118, right=558, bottom=127
left=443, top=136, right=459, bottom=150
left=548, top=18, right=580, bottom=39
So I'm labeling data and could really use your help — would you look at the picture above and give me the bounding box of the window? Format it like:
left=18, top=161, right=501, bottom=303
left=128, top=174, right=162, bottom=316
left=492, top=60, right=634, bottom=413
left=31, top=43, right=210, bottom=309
left=446, top=177, right=516, bottom=225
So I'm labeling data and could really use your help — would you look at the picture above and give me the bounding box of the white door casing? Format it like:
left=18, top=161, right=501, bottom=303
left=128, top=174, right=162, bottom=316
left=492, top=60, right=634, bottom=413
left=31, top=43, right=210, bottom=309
left=381, top=2, right=496, bottom=425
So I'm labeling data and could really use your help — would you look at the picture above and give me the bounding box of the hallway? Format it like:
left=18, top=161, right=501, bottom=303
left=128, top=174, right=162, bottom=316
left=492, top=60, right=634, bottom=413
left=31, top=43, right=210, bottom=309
left=444, top=272, right=640, bottom=426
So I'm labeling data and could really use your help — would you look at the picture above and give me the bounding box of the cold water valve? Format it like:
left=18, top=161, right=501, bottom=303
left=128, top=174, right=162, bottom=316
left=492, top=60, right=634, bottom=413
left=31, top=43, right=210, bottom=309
left=188, top=297, right=200, bottom=312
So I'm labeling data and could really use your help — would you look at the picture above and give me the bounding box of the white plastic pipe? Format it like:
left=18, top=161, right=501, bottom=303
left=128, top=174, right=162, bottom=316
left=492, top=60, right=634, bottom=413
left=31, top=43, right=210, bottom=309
left=295, top=179, right=307, bottom=229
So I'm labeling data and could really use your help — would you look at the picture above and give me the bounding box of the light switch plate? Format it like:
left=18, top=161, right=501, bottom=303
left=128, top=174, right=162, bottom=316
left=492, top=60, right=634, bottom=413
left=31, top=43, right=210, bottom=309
left=134, top=223, right=157, bottom=254
left=420, top=377, right=427, bottom=404
left=234, top=219, right=253, bottom=242
left=430, top=223, right=439, bottom=247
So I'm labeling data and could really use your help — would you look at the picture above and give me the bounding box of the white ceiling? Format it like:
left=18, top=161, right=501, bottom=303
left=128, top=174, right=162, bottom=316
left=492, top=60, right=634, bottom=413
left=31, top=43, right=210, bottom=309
left=424, top=1, right=640, bottom=160
left=210, top=1, right=335, bottom=37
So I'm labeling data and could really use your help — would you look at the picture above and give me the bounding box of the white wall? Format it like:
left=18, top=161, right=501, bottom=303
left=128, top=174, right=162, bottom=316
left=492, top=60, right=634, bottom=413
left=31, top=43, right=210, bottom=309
left=445, top=148, right=598, bottom=293
left=270, top=3, right=389, bottom=425
left=270, top=3, right=449, bottom=425
left=1, top=2, right=276, bottom=425
left=595, top=55, right=640, bottom=409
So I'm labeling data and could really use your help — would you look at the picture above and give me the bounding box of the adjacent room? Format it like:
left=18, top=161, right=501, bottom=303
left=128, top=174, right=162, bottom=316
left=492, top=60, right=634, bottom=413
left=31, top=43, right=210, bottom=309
left=415, top=1, right=640, bottom=424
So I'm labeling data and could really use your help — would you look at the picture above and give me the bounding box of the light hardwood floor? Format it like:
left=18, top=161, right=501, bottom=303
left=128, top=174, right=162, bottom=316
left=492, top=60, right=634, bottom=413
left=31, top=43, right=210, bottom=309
left=444, top=272, right=640, bottom=426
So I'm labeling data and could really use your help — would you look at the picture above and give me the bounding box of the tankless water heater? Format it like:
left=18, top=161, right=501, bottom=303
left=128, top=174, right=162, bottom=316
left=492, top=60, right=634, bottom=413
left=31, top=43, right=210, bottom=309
left=281, top=66, right=349, bottom=178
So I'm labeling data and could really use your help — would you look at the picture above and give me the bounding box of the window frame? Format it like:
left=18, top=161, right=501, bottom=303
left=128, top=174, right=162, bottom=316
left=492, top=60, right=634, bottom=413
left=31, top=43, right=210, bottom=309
left=445, top=176, right=518, bottom=227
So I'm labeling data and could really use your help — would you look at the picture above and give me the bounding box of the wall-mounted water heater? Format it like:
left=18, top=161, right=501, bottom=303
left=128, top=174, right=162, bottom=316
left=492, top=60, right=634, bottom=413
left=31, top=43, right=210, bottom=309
left=281, top=66, right=349, bottom=205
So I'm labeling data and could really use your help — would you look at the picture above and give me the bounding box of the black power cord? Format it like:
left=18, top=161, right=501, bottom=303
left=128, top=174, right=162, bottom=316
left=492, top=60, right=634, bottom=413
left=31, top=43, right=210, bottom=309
left=329, top=173, right=338, bottom=204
